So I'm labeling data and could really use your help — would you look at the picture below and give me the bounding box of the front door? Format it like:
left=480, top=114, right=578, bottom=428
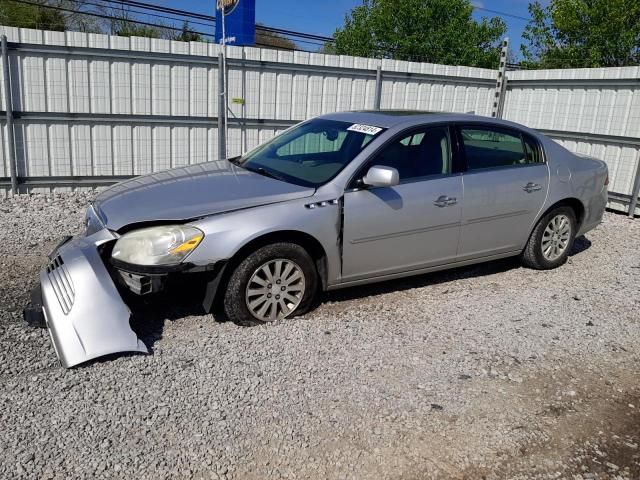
left=456, top=125, right=549, bottom=259
left=341, top=126, right=463, bottom=281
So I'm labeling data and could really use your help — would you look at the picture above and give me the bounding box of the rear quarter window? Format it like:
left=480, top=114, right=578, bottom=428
left=460, top=126, right=544, bottom=171
left=523, top=134, right=543, bottom=164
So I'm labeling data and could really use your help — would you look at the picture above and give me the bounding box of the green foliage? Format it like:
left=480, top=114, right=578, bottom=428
left=521, top=0, right=640, bottom=68
left=112, top=20, right=161, bottom=38
left=329, top=0, right=506, bottom=68
left=174, top=21, right=202, bottom=42
left=108, top=7, right=173, bottom=39
left=0, top=1, right=186, bottom=40
left=0, top=0, right=66, bottom=31
left=256, top=23, right=297, bottom=50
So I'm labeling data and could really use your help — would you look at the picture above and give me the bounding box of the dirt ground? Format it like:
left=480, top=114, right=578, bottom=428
left=0, top=193, right=638, bottom=479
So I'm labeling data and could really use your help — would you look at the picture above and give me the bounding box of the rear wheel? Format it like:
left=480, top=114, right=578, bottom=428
left=223, top=242, right=318, bottom=326
left=521, top=206, right=577, bottom=270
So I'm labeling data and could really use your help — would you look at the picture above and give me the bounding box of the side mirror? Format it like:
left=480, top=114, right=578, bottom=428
left=362, top=165, right=400, bottom=188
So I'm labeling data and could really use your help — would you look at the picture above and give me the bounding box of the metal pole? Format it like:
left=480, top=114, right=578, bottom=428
left=220, top=3, right=228, bottom=153
left=628, top=154, right=640, bottom=218
left=492, top=37, right=509, bottom=119
left=217, top=52, right=227, bottom=161
left=216, top=1, right=228, bottom=160
left=373, top=66, right=382, bottom=110
left=1, top=35, right=18, bottom=194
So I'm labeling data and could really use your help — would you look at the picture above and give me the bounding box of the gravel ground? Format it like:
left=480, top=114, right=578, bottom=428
left=0, top=192, right=639, bottom=480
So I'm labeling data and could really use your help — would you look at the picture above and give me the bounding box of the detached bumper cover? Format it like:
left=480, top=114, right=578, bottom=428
left=41, top=231, right=148, bottom=368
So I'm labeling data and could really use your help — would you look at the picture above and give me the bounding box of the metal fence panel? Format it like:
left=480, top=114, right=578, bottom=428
left=0, top=26, right=498, bottom=186
left=504, top=66, right=640, bottom=214
left=0, top=25, right=637, bottom=215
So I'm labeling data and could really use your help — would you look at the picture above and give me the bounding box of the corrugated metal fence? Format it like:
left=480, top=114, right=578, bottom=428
left=504, top=69, right=640, bottom=215
left=0, top=26, right=638, bottom=216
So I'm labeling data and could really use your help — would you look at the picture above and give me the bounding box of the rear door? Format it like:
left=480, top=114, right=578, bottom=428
left=456, top=125, right=549, bottom=260
left=341, top=125, right=463, bottom=281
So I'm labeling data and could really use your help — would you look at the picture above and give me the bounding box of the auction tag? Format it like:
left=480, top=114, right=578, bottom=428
left=347, top=124, right=383, bottom=135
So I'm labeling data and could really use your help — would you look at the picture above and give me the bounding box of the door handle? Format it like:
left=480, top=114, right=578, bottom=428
left=523, top=182, right=542, bottom=193
left=434, top=195, right=457, bottom=207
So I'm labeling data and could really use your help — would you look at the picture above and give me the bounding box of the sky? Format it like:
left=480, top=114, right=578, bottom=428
left=154, top=0, right=545, bottom=60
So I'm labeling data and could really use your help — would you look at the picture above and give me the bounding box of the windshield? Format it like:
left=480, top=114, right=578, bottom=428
left=237, top=119, right=385, bottom=187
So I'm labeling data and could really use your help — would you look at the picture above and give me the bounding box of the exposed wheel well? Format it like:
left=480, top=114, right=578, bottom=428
left=544, top=198, right=585, bottom=228
left=222, top=230, right=328, bottom=292
left=523, top=198, right=586, bottom=254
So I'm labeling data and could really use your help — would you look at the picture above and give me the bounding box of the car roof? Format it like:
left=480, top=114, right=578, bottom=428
left=318, top=110, right=540, bottom=135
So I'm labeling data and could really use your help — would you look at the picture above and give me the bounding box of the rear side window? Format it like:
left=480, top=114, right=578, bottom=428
left=460, top=127, right=540, bottom=171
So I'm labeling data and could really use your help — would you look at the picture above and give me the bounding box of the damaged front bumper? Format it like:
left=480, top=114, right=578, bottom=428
left=40, top=230, right=148, bottom=368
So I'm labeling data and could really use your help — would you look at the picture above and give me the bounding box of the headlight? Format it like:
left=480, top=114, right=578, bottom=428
left=112, top=225, right=204, bottom=266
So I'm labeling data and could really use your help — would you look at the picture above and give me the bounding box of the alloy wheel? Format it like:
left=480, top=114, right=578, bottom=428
left=245, top=259, right=306, bottom=322
left=541, top=214, right=572, bottom=261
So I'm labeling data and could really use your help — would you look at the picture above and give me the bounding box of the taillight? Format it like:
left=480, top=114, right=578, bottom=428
left=604, top=174, right=609, bottom=187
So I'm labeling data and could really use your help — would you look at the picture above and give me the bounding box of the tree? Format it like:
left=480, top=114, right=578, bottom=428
left=111, top=21, right=161, bottom=38
left=0, top=1, right=109, bottom=33
left=521, top=0, right=640, bottom=68
left=255, top=24, right=297, bottom=50
left=0, top=0, right=66, bottom=31
left=174, top=21, right=202, bottom=42
left=62, top=1, right=103, bottom=33
left=106, top=5, right=173, bottom=39
left=328, top=0, right=506, bottom=68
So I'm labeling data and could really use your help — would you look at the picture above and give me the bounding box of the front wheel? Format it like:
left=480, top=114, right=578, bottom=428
left=223, top=242, right=319, bottom=326
left=521, top=206, right=577, bottom=270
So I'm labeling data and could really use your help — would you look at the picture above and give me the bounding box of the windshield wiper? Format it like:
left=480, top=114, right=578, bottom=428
left=244, top=166, right=286, bottom=182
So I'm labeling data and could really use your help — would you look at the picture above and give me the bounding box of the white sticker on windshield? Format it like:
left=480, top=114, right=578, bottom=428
left=347, top=124, right=383, bottom=136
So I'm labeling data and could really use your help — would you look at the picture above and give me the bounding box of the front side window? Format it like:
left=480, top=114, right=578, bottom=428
left=363, top=126, right=451, bottom=183
left=238, top=119, right=385, bottom=187
left=460, top=127, right=541, bottom=171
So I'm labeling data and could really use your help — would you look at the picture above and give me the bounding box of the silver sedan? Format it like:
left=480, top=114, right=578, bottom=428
left=36, top=111, right=608, bottom=367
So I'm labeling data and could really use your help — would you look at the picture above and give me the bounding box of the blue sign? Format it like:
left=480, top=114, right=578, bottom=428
left=215, top=0, right=256, bottom=46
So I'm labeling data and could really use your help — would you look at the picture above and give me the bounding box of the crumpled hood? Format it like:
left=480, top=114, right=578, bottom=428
left=94, top=160, right=315, bottom=231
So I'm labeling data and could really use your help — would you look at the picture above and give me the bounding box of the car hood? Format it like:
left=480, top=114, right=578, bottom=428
left=93, top=161, right=315, bottom=231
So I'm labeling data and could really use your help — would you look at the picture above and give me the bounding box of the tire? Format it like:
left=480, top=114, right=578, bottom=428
left=223, top=242, right=319, bottom=326
left=521, top=206, right=577, bottom=270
